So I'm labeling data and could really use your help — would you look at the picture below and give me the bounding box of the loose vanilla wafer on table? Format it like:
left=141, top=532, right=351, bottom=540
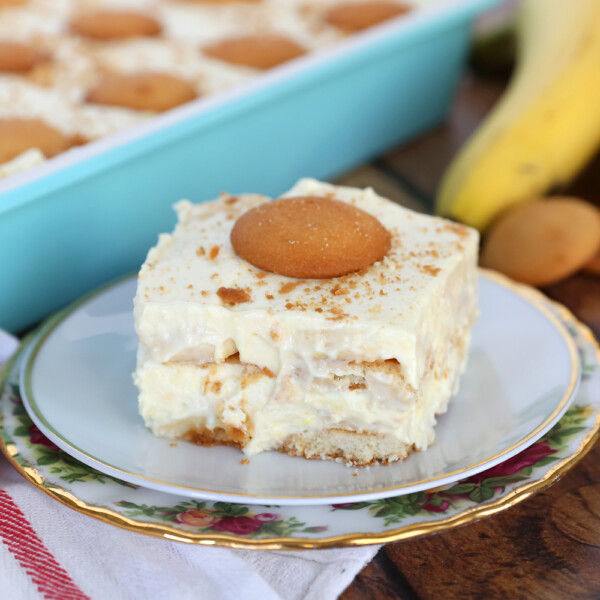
left=480, top=197, right=600, bottom=286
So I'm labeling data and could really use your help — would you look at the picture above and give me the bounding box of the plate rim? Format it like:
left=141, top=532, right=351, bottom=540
left=1, top=273, right=598, bottom=549
left=18, top=269, right=581, bottom=503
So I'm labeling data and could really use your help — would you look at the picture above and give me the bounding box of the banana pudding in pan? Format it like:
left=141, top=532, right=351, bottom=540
left=133, top=179, right=478, bottom=466
left=0, top=0, right=411, bottom=174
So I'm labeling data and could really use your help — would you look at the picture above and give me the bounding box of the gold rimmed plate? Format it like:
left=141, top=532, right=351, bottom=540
left=0, top=275, right=598, bottom=548
left=15, top=271, right=581, bottom=505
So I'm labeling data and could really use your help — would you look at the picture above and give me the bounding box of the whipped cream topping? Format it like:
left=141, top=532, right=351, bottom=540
left=134, top=179, right=478, bottom=388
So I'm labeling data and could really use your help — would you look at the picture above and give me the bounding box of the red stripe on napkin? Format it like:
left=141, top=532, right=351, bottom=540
left=0, top=490, right=90, bottom=600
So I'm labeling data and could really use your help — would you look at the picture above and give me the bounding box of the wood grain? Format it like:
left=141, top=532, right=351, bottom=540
left=384, top=441, right=600, bottom=600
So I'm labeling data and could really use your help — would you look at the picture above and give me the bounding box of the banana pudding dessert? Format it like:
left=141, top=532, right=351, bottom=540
left=0, top=0, right=412, bottom=175
left=133, top=179, right=478, bottom=466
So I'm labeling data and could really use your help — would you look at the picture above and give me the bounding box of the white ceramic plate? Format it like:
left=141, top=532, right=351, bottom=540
left=4, top=287, right=598, bottom=549
left=19, top=271, right=580, bottom=505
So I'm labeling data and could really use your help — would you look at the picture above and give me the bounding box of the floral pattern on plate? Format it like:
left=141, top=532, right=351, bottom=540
left=115, top=500, right=327, bottom=537
left=3, top=388, right=135, bottom=488
left=331, top=404, right=593, bottom=526
left=1, top=294, right=599, bottom=549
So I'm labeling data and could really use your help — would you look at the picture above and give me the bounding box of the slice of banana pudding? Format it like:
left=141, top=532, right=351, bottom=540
left=133, top=178, right=478, bottom=465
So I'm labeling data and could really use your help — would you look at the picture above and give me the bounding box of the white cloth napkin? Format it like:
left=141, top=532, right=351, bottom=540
left=0, top=329, right=18, bottom=366
left=0, top=331, right=380, bottom=600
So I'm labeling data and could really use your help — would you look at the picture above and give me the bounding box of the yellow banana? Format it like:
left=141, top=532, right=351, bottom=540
left=436, top=0, right=600, bottom=231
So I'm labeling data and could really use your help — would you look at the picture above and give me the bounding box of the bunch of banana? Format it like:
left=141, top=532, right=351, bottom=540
left=436, top=0, right=600, bottom=232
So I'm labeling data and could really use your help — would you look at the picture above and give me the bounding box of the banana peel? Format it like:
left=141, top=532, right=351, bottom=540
left=436, top=0, right=600, bottom=231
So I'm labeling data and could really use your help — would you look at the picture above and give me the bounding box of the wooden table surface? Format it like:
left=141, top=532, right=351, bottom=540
left=337, top=71, right=600, bottom=600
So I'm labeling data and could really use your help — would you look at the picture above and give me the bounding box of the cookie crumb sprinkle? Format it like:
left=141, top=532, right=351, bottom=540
left=217, top=287, right=251, bottom=305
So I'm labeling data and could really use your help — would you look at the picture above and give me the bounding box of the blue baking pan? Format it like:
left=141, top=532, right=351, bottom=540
left=0, top=0, right=498, bottom=332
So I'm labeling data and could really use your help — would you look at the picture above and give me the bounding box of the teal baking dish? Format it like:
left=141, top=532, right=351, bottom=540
left=1, top=0, right=497, bottom=333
